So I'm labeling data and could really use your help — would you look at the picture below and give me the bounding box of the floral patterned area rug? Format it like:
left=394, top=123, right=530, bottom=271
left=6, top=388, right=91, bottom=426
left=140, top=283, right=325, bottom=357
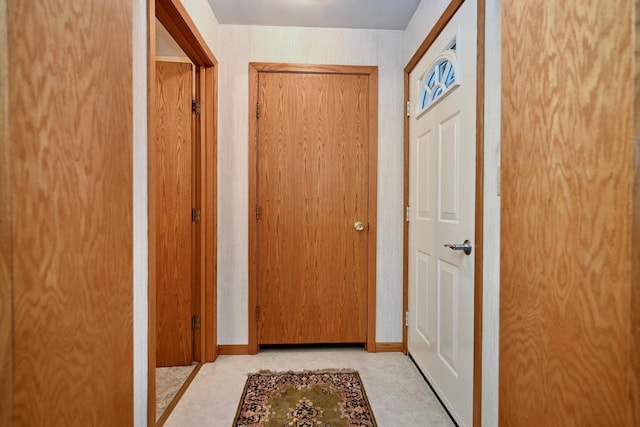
left=233, top=369, right=378, bottom=427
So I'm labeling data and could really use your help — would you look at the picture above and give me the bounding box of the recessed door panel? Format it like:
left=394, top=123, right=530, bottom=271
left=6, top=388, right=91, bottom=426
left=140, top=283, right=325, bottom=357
left=438, top=259, right=459, bottom=374
left=439, top=114, right=460, bottom=223
left=416, top=250, right=432, bottom=344
left=417, top=131, right=433, bottom=220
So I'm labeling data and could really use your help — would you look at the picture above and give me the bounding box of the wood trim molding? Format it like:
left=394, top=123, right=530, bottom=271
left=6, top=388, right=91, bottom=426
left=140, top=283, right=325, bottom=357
left=248, top=62, right=378, bottom=354
left=500, top=0, right=633, bottom=423
left=473, top=1, right=485, bottom=426
left=154, top=55, right=192, bottom=63
left=205, top=64, right=218, bottom=362
left=402, top=1, right=484, bottom=425
left=0, top=0, right=11, bottom=423
left=155, top=0, right=216, bottom=66
left=632, top=0, right=640, bottom=422
left=366, top=67, right=379, bottom=353
left=248, top=62, right=378, bottom=75
left=218, top=345, right=251, bottom=356
left=248, top=63, right=259, bottom=355
left=375, top=343, right=404, bottom=353
left=147, top=4, right=157, bottom=425
left=149, top=0, right=218, bottom=424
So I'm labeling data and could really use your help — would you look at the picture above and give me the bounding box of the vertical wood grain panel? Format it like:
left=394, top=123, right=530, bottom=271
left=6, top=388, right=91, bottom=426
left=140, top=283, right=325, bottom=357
left=204, top=64, right=218, bottom=362
left=501, top=0, right=633, bottom=425
left=633, top=0, right=640, bottom=422
left=192, top=66, right=203, bottom=362
left=366, top=69, right=378, bottom=352
left=248, top=64, right=259, bottom=354
left=0, top=0, right=11, bottom=424
left=155, top=60, right=193, bottom=367
left=9, top=0, right=133, bottom=425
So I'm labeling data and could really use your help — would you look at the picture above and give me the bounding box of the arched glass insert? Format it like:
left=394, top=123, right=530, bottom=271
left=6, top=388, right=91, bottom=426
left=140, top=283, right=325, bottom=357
left=417, top=36, right=460, bottom=115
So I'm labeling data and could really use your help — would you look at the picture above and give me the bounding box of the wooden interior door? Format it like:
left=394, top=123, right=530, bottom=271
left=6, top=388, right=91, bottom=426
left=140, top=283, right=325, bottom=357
left=155, top=60, right=194, bottom=367
left=500, top=0, right=634, bottom=425
left=256, top=71, right=369, bottom=345
left=407, top=2, right=477, bottom=426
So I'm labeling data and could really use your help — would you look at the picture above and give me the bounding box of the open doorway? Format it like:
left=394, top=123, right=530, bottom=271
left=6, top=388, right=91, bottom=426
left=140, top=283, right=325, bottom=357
left=148, top=0, right=218, bottom=425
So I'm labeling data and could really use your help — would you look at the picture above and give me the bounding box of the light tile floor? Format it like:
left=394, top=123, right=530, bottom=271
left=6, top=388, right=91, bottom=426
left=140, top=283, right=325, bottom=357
left=165, top=347, right=455, bottom=427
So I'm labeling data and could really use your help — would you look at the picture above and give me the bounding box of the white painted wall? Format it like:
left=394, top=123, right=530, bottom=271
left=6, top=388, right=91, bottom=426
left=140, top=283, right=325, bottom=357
left=217, top=25, right=406, bottom=345
left=405, top=0, right=501, bottom=425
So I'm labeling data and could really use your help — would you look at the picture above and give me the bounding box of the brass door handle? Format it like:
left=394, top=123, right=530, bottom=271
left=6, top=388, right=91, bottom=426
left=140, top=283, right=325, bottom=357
left=354, top=221, right=365, bottom=231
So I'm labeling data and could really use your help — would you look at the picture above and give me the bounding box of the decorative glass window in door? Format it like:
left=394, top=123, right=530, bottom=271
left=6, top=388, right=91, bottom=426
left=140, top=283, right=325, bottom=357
left=417, top=36, right=459, bottom=115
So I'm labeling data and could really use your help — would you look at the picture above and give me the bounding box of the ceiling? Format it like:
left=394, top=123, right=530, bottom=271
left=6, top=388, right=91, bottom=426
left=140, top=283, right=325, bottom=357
left=207, top=0, right=422, bottom=30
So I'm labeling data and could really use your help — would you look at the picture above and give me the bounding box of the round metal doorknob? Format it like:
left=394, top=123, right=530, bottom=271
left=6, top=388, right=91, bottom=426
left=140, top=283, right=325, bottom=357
left=354, top=221, right=365, bottom=231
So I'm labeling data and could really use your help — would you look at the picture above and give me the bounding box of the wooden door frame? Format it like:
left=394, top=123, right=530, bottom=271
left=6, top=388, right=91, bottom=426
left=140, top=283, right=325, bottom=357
left=402, top=0, right=484, bottom=425
left=148, top=0, right=218, bottom=424
left=0, top=0, right=11, bottom=424
left=248, top=62, right=378, bottom=355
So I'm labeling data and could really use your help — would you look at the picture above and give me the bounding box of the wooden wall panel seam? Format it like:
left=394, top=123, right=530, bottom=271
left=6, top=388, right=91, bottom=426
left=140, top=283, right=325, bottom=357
left=0, top=0, right=11, bottom=424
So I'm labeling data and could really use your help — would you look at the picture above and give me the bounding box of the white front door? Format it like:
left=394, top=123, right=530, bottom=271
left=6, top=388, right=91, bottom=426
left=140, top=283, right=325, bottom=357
left=407, top=1, right=477, bottom=426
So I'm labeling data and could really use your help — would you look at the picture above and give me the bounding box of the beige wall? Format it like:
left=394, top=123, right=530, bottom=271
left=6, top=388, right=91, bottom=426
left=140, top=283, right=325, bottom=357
left=217, top=25, right=406, bottom=345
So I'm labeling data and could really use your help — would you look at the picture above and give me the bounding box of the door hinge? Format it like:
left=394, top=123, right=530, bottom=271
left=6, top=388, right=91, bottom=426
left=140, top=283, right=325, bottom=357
left=256, top=103, right=260, bottom=119
left=192, top=208, right=201, bottom=222
left=407, top=100, right=411, bottom=117
left=406, top=205, right=410, bottom=222
left=255, top=306, right=260, bottom=320
left=191, top=315, right=201, bottom=331
left=405, top=311, right=410, bottom=327
left=192, top=100, right=201, bottom=115
left=255, top=205, right=261, bottom=220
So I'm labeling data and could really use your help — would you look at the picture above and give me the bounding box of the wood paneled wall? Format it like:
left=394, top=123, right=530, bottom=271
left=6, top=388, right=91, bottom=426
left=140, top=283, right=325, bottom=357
left=501, top=0, right=634, bottom=425
left=0, top=1, right=11, bottom=425
left=633, top=0, right=640, bottom=423
left=6, top=0, right=134, bottom=425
